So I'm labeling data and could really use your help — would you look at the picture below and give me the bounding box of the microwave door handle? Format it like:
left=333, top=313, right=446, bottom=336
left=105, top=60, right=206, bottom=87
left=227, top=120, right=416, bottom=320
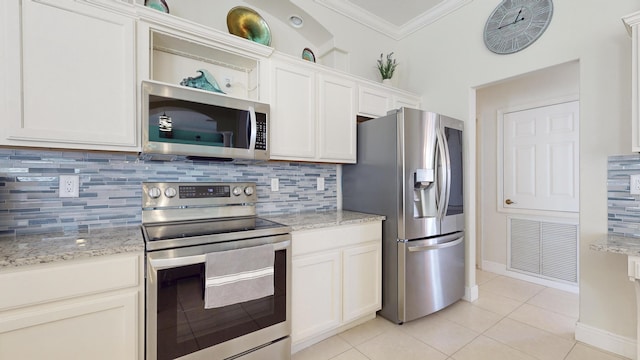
left=248, top=106, right=257, bottom=150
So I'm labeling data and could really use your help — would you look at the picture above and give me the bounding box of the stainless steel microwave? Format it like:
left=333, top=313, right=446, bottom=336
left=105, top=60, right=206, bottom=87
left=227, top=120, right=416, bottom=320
left=141, top=80, right=269, bottom=161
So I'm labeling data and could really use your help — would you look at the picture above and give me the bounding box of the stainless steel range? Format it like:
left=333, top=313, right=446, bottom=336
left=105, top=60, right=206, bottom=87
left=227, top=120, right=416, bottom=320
left=141, top=182, right=291, bottom=360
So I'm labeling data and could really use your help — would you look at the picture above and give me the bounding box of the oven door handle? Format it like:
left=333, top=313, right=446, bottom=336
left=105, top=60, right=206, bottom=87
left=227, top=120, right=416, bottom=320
left=148, top=240, right=291, bottom=269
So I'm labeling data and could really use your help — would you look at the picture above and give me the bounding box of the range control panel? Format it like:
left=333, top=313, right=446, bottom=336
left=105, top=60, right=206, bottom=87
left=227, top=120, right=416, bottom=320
left=142, top=182, right=257, bottom=209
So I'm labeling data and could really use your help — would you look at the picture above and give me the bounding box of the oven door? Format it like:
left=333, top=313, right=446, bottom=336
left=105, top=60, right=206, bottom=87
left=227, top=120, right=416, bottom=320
left=146, top=234, right=291, bottom=360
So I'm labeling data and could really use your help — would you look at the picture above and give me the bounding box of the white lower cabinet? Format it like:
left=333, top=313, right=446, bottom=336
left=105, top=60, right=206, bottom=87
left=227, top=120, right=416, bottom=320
left=342, top=243, right=382, bottom=322
left=0, top=253, right=143, bottom=360
left=292, top=250, right=342, bottom=340
left=291, top=221, right=382, bottom=352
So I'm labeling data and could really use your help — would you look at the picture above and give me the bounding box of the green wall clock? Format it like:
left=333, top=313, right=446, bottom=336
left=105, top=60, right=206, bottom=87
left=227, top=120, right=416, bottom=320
left=483, top=0, right=553, bottom=54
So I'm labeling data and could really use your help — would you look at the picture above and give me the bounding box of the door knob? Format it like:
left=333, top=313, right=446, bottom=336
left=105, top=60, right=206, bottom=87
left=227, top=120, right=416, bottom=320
left=505, top=199, right=516, bottom=205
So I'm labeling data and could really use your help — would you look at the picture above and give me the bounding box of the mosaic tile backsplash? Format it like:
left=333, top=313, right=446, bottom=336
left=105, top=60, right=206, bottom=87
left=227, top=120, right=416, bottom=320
left=0, top=148, right=337, bottom=236
left=608, top=154, right=640, bottom=237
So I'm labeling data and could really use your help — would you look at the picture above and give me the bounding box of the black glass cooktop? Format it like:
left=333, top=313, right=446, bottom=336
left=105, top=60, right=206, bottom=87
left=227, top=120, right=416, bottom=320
left=142, top=217, right=287, bottom=242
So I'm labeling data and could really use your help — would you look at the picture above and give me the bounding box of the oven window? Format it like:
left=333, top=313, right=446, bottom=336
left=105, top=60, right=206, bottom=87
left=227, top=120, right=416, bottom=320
left=155, top=250, right=287, bottom=360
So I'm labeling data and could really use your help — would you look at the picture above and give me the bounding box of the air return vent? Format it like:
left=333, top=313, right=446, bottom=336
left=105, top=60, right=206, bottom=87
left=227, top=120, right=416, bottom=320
left=508, top=218, right=578, bottom=284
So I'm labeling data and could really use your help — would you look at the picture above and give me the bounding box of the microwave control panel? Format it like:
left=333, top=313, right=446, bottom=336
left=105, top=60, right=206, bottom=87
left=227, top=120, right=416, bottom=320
left=256, top=113, right=267, bottom=150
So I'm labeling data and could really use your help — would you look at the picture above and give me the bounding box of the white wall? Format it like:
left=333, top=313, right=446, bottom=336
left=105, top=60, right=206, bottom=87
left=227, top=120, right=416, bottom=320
left=396, top=0, right=639, bottom=349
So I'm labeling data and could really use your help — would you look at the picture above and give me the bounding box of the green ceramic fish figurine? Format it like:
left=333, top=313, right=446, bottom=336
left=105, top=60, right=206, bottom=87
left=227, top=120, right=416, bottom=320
left=180, top=69, right=226, bottom=94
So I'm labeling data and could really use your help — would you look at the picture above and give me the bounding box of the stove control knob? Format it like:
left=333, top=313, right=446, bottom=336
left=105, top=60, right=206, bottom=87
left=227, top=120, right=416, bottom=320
left=244, top=186, right=254, bottom=196
left=147, top=187, right=162, bottom=199
left=164, top=187, right=177, bottom=198
left=232, top=186, right=243, bottom=196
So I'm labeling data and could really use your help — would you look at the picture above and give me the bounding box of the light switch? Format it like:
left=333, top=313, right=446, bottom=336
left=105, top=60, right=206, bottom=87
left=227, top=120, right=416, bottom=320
left=317, top=177, right=325, bottom=191
left=271, top=178, right=279, bottom=192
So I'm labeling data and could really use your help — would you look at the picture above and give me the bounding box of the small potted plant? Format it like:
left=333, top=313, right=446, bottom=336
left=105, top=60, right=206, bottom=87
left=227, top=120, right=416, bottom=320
left=377, top=52, right=398, bottom=84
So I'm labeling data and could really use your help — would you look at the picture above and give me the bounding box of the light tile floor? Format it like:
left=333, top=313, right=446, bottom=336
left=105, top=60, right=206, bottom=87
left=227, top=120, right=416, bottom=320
left=292, top=269, right=630, bottom=360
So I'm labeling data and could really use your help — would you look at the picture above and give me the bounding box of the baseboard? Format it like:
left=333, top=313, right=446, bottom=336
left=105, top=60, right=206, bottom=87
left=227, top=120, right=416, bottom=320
left=481, top=260, right=507, bottom=274
left=464, top=284, right=479, bottom=302
left=575, top=321, right=636, bottom=359
left=481, top=260, right=579, bottom=293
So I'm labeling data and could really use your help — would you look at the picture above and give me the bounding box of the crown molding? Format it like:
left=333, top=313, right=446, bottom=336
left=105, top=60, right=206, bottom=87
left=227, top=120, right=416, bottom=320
left=622, top=10, right=640, bottom=36
left=315, top=0, right=472, bottom=40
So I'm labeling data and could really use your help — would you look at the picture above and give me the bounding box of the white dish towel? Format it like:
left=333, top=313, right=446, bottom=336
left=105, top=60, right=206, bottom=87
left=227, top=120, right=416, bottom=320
left=204, top=244, right=274, bottom=309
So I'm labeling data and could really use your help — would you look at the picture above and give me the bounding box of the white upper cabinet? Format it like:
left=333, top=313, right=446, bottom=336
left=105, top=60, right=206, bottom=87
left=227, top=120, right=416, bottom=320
left=270, top=58, right=317, bottom=160
left=136, top=8, right=272, bottom=102
left=358, top=83, right=421, bottom=118
left=0, top=0, right=138, bottom=151
left=317, top=73, right=357, bottom=162
left=623, top=11, right=640, bottom=152
left=393, top=93, right=422, bottom=111
left=269, top=53, right=357, bottom=163
left=0, top=0, right=421, bottom=158
left=358, top=85, right=392, bottom=118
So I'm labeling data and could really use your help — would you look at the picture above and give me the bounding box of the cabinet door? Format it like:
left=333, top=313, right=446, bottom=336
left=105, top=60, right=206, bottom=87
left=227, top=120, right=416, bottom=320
left=632, top=24, right=640, bottom=151
left=393, top=94, right=421, bottom=110
left=358, top=85, right=391, bottom=118
left=317, top=73, right=357, bottom=163
left=270, top=59, right=316, bottom=160
left=2, top=0, right=137, bottom=150
left=291, top=251, right=341, bottom=343
left=0, top=291, right=138, bottom=360
left=342, top=242, right=382, bottom=322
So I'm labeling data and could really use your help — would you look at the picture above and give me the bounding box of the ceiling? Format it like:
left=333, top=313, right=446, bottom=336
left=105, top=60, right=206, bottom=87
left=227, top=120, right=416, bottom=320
left=314, top=0, right=473, bottom=40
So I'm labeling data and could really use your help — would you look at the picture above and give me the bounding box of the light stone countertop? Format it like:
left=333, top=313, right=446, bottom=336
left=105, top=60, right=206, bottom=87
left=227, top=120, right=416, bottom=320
left=0, top=210, right=384, bottom=271
left=0, top=226, right=144, bottom=270
left=590, top=235, right=640, bottom=256
left=263, top=210, right=385, bottom=231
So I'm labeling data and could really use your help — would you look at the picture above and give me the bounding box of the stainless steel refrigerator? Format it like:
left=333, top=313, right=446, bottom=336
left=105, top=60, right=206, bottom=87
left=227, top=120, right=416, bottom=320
left=343, top=107, right=464, bottom=324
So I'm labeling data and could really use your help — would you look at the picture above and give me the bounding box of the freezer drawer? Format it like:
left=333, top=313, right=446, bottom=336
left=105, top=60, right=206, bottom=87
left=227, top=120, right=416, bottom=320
left=398, top=233, right=465, bottom=323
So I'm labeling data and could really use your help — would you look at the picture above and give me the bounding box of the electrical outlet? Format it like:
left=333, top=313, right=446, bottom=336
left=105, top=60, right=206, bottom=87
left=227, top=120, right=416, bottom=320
left=632, top=175, right=640, bottom=195
left=317, top=177, right=325, bottom=191
left=271, top=178, right=279, bottom=192
left=59, top=175, right=79, bottom=198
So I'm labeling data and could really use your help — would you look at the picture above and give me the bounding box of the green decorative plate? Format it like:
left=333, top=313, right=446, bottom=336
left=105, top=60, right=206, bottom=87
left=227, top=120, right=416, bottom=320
left=227, top=6, right=272, bottom=46
left=302, top=48, right=315, bottom=62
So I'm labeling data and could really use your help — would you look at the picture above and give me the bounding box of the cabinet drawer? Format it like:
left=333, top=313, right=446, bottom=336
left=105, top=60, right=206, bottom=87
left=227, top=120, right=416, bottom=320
left=292, top=222, right=382, bottom=257
left=0, top=253, right=141, bottom=311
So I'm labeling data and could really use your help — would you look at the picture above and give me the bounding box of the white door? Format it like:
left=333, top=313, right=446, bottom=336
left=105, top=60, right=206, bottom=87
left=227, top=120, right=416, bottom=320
left=502, top=101, right=579, bottom=212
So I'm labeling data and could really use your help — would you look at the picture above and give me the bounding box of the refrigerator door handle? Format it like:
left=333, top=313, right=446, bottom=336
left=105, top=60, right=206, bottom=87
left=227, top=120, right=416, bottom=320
left=407, top=236, right=463, bottom=252
left=436, top=127, right=450, bottom=219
